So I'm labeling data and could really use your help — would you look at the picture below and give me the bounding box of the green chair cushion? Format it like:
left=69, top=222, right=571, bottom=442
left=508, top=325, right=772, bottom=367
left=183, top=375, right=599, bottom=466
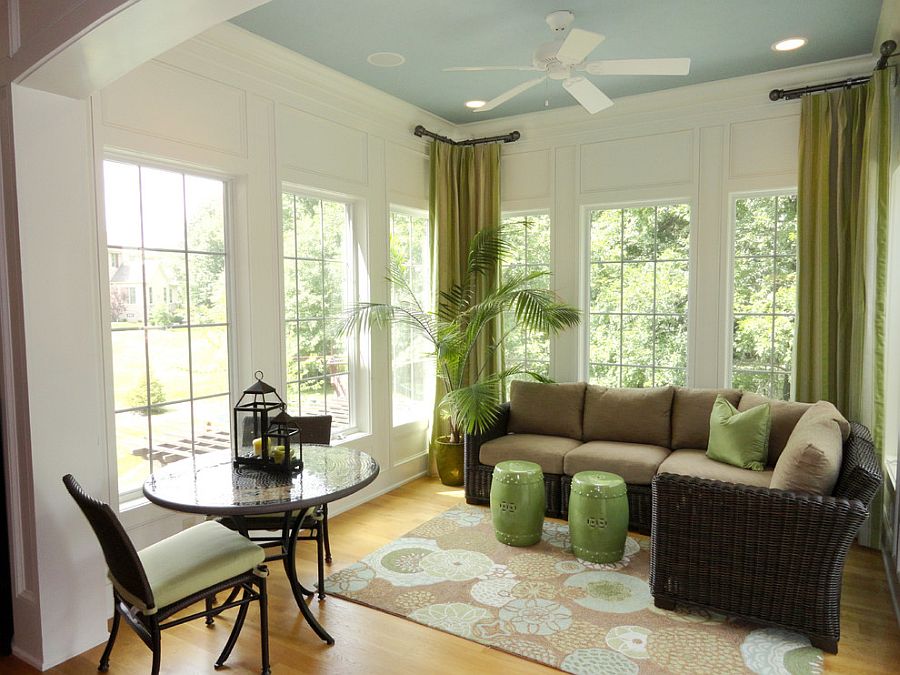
left=706, top=395, right=771, bottom=471
left=138, top=521, right=265, bottom=611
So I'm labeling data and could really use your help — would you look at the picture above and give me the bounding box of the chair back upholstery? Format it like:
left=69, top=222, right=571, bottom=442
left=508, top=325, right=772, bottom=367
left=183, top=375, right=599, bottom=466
left=288, top=415, right=332, bottom=445
left=62, top=474, right=155, bottom=610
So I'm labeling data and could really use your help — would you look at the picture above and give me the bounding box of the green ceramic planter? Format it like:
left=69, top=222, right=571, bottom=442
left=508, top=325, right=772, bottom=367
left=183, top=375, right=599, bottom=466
left=490, top=460, right=545, bottom=546
left=434, top=437, right=464, bottom=487
left=568, top=471, right=629, bottom=563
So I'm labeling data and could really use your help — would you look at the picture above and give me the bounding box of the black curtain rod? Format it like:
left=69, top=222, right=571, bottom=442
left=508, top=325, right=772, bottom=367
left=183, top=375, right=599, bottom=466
left=413, top=125, right=520, bottom=146
left=769, top=40, right=897, bottom=101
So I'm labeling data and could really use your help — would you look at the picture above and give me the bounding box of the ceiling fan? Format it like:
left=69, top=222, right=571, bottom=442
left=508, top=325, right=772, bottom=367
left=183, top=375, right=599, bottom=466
left=445, top=10, right=691, bottom=114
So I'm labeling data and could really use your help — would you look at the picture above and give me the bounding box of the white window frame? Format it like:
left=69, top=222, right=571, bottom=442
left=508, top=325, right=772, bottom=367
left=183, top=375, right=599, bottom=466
left=278, top=184, right=365, bottom=440
left=388, top=204, right=433, bottom=429
left=725, top=189, right=799, bottom=399
left=501, top=209, right=553, bottom=386
left=580, top=198, right=694, bottom=388
left=97, top=154, right=237, bottom=507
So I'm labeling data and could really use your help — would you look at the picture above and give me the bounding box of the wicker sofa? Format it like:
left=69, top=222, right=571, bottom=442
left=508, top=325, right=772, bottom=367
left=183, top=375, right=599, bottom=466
left=463, top=381, right=882, bottom=653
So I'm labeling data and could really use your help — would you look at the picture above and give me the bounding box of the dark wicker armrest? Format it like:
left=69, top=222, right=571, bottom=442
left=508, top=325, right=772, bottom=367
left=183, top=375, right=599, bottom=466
left=650, top=473, right=869, bottom=650
left=463, top=402, right=510, bottom=471
left=833, top=422, right=882, bottom=505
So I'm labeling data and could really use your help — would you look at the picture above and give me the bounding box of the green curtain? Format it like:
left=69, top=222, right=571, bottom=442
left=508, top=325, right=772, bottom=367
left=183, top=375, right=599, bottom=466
left=428, top=140, right=501, bottom=452
left=795, top=69, right=892, bottom=544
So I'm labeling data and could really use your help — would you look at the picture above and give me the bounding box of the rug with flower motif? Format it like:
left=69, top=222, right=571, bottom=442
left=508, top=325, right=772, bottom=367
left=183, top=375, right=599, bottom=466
left=323, top=503, right=823, bottom=674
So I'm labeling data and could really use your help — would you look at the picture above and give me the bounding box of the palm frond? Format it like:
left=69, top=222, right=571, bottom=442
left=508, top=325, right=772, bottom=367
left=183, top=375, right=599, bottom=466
left=466, top=225, right=510, bottom=277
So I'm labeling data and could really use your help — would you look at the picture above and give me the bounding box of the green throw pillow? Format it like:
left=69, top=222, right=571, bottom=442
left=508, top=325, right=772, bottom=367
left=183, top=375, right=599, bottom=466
left=706, top=395, right=771, bottom=471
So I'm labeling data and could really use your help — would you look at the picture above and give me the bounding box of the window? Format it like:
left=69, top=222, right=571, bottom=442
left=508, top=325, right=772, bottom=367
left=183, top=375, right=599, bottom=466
left=730, top=193, right=798, bottom=399
left=389, top=208, right=433, bottom=425
left=282, top=192, right=352, bottom=434
left=103, top=160, right=230, bottom=498
left=502, top=213, right=552, bottom=390
left=588, top=203, right=691, bottom=387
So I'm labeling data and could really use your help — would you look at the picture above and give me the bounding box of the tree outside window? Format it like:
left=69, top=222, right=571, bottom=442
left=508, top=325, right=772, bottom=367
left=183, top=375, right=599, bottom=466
left=731, top=193, right=798, bottom=399
left=104, top=160, right=230, bottom=498
left=282, top=192, right=352, bottom=435
left=588, top=203, right=691, bottom=387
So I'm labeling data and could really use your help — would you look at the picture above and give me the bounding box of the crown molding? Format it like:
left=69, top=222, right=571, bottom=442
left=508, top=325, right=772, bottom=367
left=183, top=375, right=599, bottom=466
left=456, top=53, right=877, bottom=146
left=165, top=22, right=453, bottom=154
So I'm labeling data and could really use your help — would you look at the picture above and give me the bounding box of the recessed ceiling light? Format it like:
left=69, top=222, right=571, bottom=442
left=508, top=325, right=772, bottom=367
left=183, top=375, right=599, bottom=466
left=367, top=52, right=405, bottom=67
left=772, top=37, right=808, bottom=52
left=465, top=100, right=486, bottom=109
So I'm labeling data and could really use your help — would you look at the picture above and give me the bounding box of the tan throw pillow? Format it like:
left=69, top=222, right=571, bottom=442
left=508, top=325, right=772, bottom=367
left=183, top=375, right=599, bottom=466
left=738, top=393, right=812, bottom=465
left=770, top=401, right=847, bottom=495
left=670, top=388, right=742, bottom=449
left=508, top=380, right=586, bottom=439
left=582, top=385, right=674, bottom=447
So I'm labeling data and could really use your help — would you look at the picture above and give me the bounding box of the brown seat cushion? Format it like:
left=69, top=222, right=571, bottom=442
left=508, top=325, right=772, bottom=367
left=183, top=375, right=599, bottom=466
left=479, top=434, right=582, bottom=475
left=582, top=385, right=674, bottom=447
left=770, top=401, right=848, bottom=495
left=563, top=441, right=670, bottom=485
left=508, top=381, right=586, bottom=440
left=657, top=448, right=773, bottom=488
left=738, top=393, right=812, bottom=465
left=670, top=387, right=742, bottom=449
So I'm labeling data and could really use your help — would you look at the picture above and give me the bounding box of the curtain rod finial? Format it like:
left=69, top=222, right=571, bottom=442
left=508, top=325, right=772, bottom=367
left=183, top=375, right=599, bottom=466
left=769, top=89, right=784, bottom=101
left=413, top=125, right=426, bottom=137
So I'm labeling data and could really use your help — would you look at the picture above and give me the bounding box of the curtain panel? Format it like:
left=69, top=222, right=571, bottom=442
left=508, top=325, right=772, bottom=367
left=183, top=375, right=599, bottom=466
left=795, top=69, right=893, bottom=543
left=428, top=140, right=501, bottom=451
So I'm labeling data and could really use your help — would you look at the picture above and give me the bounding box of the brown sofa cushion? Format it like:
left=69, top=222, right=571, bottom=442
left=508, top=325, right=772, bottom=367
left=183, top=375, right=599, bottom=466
left=582, top=385, right=674, bottom=447
left=563, top=441, right=670, bottom=485
left=479, top=434, right=582, bottom=475
left=657, top=449, right=773, bottom=488
left=670, top=387, right=742, bottom=449
left=508, top=381, right=586, bottom=439
left=770, top=401, right=848, bottom=495
left=738, top=393, right=812, bottom=465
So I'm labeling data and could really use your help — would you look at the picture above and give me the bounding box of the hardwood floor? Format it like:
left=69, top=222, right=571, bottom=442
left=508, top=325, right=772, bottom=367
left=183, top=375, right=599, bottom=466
left=2, top=476, right=898, bottom=673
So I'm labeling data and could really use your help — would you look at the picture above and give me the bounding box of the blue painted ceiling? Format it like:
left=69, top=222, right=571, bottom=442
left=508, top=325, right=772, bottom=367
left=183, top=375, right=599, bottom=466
left=231, top=0, right=882, bottom=123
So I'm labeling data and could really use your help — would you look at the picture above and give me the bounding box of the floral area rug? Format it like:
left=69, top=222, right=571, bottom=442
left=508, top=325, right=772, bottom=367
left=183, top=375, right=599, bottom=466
left=323, top=504, right=824, bottom=674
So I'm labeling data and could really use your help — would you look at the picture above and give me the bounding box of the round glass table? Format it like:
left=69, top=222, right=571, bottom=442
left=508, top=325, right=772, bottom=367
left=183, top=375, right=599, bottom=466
left=143, top=445, right=379, bottom=644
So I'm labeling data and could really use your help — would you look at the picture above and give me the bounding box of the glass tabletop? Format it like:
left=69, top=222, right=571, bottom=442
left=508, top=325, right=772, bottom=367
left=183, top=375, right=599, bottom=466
left=142, top=445, right=380, bottom=516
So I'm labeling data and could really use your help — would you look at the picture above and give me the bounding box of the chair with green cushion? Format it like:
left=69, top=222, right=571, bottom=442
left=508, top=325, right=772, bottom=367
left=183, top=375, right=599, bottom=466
left=63, top=474, right=270, bottom=675
left=225, top=414, right=333, bottom=600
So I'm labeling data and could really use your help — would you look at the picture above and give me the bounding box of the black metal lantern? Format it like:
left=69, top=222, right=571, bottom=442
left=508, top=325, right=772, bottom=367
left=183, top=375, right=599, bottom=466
left=232, top=371, right=285, bottom=469
left=265, top=409, right=302, bottom=472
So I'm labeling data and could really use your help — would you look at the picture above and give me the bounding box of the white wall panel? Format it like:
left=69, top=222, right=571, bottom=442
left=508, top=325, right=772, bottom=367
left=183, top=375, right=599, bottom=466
left=386, top=142, right=428, bottom=203
left=276, top=104, right=368, bottom=186
left=100, top=60, right=246, bottom=156
left=580, top=130, right=694, bottom=193
left=502, top=149, right=552, bottom=202
left=729, top=116, right=799, bottom=179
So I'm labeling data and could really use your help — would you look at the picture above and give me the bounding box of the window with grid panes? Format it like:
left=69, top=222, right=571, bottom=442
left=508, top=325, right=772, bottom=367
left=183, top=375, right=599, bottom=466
left=588, top=204, right=691, bottom=387
left=282, top=192, right=352, bottom=435
left=730, top=193, right=798, bottom=399
left=103, top=160, right=230, bottom=498
left=502, top=213, right=552, bottom=393
left=389, top=208, right=433, bottom=425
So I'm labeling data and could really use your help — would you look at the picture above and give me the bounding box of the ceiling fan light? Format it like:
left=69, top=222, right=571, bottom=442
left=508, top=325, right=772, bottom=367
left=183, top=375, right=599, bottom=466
left=465, top=100, right=486, bottom=109
left=772, top=37, right=807, bottom=52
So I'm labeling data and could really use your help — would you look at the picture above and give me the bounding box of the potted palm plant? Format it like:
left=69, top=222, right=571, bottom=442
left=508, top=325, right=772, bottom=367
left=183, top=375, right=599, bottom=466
left=346, top=224, right=581, bottom=485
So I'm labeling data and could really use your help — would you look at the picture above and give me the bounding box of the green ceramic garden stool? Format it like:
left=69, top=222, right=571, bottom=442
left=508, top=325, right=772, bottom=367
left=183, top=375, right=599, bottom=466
left=568, top=471, right=629, bottom=563
left=490, top=460, right=545, bottom=546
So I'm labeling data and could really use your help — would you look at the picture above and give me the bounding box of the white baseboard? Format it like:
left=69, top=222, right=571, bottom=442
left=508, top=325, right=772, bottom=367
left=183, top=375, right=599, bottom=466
left=11, top=644, right=43, bottom=671
left=883, top=546, right=900, bottom=630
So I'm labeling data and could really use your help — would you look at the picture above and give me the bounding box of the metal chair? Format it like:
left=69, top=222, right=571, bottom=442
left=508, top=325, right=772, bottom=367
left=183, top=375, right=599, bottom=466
left=63, top=475, right=270, bottom=675
left=228, top=415, right=333, bottom=599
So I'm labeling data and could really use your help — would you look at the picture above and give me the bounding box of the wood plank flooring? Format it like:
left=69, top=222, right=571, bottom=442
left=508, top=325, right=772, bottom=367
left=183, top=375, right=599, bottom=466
left=2, top=477, right=898, bottom=673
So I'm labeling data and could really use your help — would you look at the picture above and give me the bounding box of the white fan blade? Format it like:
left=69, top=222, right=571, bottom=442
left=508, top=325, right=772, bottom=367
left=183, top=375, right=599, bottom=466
left=562, top=77, right=614, bottom=114
left=444, top=65, right=541, bottom=72
left=556, top=28, right=605, bottom=65
left=584, top=58, right=691, bottom=76
left=474, top=76, right=547, bottom=112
